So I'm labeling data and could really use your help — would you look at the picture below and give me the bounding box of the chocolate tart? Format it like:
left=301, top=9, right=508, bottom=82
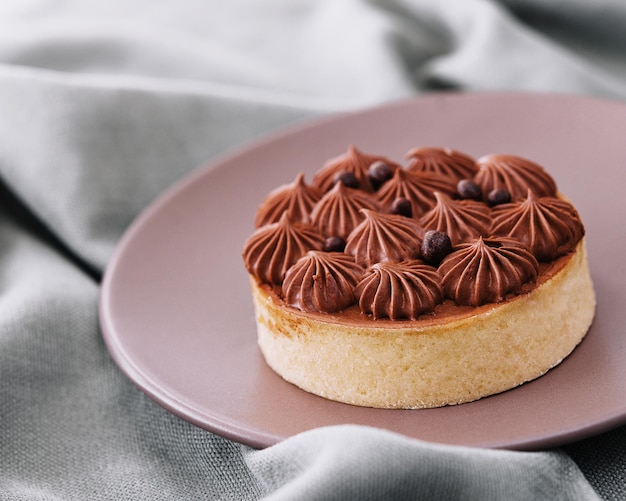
left=242, top=147, right=596, bottom=409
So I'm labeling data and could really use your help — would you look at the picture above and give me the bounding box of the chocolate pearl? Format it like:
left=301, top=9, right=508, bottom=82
left=457, top=179, right=482, bottom=201
left=421, top=230, right=452, bottom=265
left=391, top=197, right=413, bottom=218
left=333, top=170, right=359, bottom=189
left=323, top=236, right=346, bottom=253
left=368, top=161, right=394, bottom=190
left=487, top=188, right=511, bottom=206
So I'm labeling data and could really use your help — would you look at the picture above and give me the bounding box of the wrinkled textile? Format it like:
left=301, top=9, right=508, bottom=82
left=1, top=1, right=625, bottom=500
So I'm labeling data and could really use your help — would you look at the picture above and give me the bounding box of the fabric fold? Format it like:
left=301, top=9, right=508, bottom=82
left=245, top=425, right=600, bottom=500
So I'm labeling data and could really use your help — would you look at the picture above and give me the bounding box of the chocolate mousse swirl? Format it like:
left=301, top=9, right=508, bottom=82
left=405, top=147, right=477, bottom=182
left=255, top=172, right=322, bottom=227
left=310, top=182, right=380, bottom=239
left=242, top=213, right=324, bottom=285
left=419, top=192, right=491, bottom=245
left=439, top=237, right=539, bottom=306
left=474, top=154, right=557, bottom=201
left=376, top=168, right=457, bottom=217
left=356, top=260, right=444, bottom=320
left=491, top=190, right=585, bottom=261
left=345, top=209, right=423, bottom=268
left=283, top=251, right=363, bottom=313
left=312, top=145, right=400, bottom=193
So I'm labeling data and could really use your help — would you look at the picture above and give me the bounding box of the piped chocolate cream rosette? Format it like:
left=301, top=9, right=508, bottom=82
left=310, top=181, right=381, bottom=240
left=491, top=189, right=585, bottom=261
left=243, top=146, right=595, bottom=409
left=356, top=260, right=444, bottom=320
left=311, top=145, right=401, bottom=193
left=405, top=146, right=477, bottom=182
left=254, top=172, right=322, bottom=228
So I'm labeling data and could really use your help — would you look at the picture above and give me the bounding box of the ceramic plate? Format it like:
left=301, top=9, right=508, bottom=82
left=100, top=92, right=626, bottom=450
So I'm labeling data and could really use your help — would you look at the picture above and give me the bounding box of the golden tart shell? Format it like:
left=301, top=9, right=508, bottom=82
left=250, top=240, right=595, bottom=409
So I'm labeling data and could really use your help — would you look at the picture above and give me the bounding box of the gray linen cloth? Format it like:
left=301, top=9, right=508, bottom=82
left=1, top=1, right=625, bottom=499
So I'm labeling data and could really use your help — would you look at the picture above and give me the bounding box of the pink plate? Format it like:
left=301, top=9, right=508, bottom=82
left=100, top=92, right=626, bottom=450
